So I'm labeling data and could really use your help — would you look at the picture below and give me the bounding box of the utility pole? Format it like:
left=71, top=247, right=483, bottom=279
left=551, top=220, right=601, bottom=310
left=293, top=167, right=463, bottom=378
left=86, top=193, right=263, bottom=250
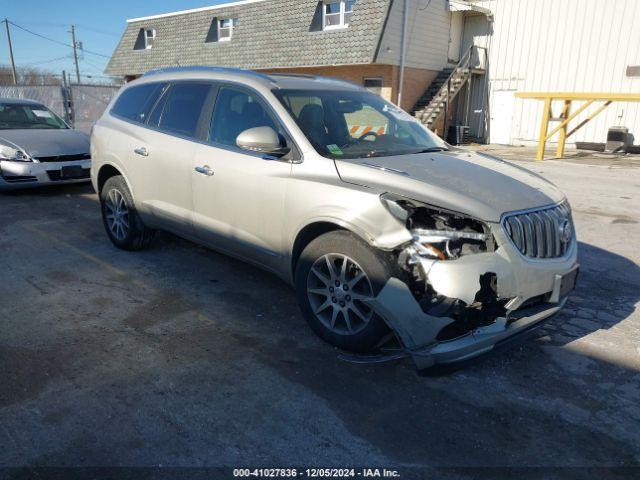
left=70, top=24, right=80, bottom=84
left=397, top=0, right=409, bottom=109
left=3, top=19, right=18, bottom=85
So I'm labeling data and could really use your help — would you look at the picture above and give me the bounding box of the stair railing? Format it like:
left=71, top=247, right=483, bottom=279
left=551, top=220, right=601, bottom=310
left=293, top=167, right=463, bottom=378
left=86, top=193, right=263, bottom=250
left=419, top=44, right=486, bottom=132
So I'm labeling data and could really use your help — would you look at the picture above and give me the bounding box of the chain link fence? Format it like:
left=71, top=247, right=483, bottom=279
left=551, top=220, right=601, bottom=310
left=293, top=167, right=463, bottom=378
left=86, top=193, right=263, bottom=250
left=69, top=85, right=121, bottom=133
left=0, top=83, right=121, bottom=133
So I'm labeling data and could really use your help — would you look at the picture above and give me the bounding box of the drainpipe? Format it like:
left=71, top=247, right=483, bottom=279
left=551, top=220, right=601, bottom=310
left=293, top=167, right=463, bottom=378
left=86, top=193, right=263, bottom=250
left=397, top=0, right=409, bottom=109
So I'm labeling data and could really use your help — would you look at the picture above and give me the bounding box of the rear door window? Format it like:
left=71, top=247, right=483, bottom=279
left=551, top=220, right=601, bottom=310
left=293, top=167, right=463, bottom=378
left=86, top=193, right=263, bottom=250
left=155, top=83, right=213, bottom=139
left=111, top=82, right=166, bottom=123
left=147, top=85, right=171, bottom=128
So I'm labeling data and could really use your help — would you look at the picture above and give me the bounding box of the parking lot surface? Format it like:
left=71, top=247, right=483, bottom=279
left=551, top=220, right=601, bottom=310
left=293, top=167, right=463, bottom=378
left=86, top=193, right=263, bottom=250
left=1, top=156, right=639, bottom=472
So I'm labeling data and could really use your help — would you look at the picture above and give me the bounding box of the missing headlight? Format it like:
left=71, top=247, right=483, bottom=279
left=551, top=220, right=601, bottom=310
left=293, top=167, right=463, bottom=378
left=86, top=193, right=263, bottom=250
left=381, top=193, right=495, bottom=260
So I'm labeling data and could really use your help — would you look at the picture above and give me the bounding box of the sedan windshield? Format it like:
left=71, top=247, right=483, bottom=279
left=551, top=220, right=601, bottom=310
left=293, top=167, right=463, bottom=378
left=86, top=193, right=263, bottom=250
left=0, top=103, right=68, bottom=130
left=273, top=89, right=447, bottom=159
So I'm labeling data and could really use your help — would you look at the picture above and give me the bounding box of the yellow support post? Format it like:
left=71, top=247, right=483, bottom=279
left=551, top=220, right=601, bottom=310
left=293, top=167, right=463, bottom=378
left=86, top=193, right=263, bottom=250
left=516, top=92, right=640, bottom=162
left=566, top=101, right=612, bottom=138
left=544, top=100, right=594, bottom=140
left=537, top=97, right=552, bottom=161
left=556, top=100, right=571, bottom=159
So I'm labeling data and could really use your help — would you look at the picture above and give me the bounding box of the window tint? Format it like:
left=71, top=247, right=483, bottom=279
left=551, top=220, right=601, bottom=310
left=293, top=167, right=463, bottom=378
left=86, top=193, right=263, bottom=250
left=111, top=83, right=165, bottom=123
left=210, top=87, right=280, bottom=148
left=156, top=83, right=212, bottom=138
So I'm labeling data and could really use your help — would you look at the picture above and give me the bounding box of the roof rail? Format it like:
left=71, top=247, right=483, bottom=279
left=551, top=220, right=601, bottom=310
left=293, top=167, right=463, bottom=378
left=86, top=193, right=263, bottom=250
left=313, top=76, right=364, bottom=89
left=142, top=66, right=273, bottom=82
left=267, top=73, right=363, bottom=89
left=268, top=73, right=318, bottom=79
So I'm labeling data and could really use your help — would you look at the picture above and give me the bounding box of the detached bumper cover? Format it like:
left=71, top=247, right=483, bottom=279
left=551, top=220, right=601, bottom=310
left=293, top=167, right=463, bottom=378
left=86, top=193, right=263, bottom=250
left=369, top=276, right=573, bottom=370
left=0, top=159, right=91, bottom=190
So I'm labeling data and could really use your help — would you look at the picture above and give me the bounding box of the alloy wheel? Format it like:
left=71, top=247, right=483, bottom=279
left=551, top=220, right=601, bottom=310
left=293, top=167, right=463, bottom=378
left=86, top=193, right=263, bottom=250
left=105, top=188, right=130, bottom=241
left=306, top=253, right=375, bottom=335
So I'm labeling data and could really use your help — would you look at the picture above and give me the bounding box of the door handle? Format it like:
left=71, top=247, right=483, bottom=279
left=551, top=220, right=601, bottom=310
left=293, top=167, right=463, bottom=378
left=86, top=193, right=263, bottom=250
left=194, top=165, right=214, bottom=177
left=134, top=147, right=149, bottom=157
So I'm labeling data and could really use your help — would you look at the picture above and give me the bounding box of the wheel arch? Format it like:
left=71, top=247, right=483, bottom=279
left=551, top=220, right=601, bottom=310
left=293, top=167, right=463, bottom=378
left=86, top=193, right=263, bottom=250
left=97, top=163, right=136, bottom=202
left=97, top=164, right=123, bottom=194
left=290, top=219, right=379, bottom=282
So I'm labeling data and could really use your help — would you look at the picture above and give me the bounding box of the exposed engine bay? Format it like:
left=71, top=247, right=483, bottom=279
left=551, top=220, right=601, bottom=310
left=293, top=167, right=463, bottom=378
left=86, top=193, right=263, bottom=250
left=381, top=194, right=509, bottom=340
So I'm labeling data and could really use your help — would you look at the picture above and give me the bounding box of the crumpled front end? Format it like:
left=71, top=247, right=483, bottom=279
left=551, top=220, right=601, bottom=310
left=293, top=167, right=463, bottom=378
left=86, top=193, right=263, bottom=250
left=369, top=195, right=579, bottom=370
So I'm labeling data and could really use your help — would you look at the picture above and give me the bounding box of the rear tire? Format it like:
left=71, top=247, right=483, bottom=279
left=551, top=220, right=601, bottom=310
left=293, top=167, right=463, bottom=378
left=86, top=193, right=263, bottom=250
left=295, top=230, right=399, bottom=352
left=100, top=175, right=155, bottom=251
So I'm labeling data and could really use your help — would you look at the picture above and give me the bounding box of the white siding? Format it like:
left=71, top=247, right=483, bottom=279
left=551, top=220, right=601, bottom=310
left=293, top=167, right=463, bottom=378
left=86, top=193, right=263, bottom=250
left=376, top=0, right=451, bottom=71
left=475, top=0, right=640, bottom=145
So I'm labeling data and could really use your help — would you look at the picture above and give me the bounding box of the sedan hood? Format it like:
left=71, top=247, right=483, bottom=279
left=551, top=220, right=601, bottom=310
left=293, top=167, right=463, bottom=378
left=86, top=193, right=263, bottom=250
left=0, top=129, right=90, bottom=158
left=335, top=150, right=565, bottom=222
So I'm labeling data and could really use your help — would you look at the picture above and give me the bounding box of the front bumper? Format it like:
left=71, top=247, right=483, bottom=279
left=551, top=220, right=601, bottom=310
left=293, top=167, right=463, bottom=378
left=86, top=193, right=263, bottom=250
left=0, top=159, right=92, bottom=191
left=369, top=276, right=574, bottom=370
left=368, top=223, right=579, bottom=370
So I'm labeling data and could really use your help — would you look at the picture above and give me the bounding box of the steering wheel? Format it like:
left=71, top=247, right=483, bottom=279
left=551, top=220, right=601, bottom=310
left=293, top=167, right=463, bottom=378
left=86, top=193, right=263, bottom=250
left=358, top=131, right=379, bottom=142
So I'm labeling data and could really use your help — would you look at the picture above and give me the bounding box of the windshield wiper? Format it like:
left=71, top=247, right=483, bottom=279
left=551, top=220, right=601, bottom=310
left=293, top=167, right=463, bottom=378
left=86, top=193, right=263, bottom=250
left=411, top=147, right=449, bottom=154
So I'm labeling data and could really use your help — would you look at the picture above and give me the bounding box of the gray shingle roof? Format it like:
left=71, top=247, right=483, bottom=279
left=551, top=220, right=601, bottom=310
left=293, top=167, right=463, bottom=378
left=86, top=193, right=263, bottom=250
left=106, top=0, right=393, bottom=76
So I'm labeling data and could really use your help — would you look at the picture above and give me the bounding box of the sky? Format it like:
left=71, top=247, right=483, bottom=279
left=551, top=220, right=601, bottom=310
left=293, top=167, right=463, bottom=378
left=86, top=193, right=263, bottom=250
left=0, top=0, right=232, bottom=80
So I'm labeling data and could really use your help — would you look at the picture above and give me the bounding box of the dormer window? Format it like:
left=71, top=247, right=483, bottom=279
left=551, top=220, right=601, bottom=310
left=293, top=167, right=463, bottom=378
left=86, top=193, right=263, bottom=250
left=206, top=17, right=237, bottom=43
left=134, top=28, right=156, bottom=50
left=144, top=29, right=156, bottom=49
left=323, top=0, right=355, bottom=30
left=218, top=18, right=236, bottom=41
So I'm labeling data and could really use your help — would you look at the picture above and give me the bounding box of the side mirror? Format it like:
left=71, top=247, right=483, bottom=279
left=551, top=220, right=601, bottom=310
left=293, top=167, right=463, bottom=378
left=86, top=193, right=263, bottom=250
left=236, top=126, right=290, bottom=157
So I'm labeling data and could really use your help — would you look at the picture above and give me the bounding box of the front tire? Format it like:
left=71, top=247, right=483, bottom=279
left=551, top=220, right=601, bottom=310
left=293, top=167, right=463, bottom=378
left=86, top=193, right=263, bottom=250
left=295, top=230, right=399, bottom=352
left=100, top=175, right=155, bottom=251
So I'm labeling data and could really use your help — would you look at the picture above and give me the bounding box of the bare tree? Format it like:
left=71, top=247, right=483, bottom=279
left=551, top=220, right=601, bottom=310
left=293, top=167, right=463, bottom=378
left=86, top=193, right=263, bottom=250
left=0, top=64, right=62, bottom=86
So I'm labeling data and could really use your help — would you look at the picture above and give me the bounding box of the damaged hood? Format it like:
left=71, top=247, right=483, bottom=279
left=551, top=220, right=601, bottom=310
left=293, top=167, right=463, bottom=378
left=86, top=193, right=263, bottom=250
left=0, top=129, right=90, bottom=158
left=335, top=150, right=565, bottom=222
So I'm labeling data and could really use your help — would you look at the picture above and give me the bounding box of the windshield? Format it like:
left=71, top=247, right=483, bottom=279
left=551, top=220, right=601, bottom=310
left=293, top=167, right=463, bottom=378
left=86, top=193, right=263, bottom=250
left=273, top=89, right=447, bottom=159
left=0, top=103, right=68, bottom=130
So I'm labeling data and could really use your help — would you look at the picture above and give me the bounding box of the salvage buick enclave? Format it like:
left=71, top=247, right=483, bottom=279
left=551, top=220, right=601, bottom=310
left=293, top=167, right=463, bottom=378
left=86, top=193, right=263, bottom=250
left=91, top=68, right=578, bottom=369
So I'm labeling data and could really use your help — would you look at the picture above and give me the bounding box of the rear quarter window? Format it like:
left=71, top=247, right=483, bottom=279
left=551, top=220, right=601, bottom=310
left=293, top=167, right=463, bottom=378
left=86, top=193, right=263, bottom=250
left=111, top=82, right=166, bottom=123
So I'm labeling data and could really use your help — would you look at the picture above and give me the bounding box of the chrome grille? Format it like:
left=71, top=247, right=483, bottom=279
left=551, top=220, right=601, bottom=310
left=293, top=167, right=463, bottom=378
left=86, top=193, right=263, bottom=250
left=503, top=202, right=574, bottom=259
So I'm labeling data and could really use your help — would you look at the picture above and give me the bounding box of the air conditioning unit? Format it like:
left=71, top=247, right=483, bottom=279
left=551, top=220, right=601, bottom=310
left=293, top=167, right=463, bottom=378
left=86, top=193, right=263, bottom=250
left=447, top=125, right=470, bottom=145
left=605, top=126, right=629, bottom=153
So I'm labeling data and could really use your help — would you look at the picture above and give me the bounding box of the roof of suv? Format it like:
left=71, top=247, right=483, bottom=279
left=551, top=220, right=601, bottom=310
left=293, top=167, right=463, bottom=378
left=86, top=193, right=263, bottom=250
left=139, top=66, right=365, bottom=92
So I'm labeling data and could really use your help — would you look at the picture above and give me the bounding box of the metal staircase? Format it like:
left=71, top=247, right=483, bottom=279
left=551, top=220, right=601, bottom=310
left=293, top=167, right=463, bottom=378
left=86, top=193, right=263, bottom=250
left=413, top=45, right=486, bottom=131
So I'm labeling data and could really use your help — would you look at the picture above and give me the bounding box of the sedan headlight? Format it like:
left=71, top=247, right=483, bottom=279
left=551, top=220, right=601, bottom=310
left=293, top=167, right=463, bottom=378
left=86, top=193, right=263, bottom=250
left=0, top=144, right=31, bottom=162
left=381, top=193, right=494, bottom=260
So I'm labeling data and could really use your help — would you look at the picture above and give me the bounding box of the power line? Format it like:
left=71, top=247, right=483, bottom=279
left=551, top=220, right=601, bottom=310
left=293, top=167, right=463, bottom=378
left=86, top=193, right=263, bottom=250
left=76, top=24, right=120, bottom=38
left=82, top=57, right=110, bottom=74
left=6, top=20, right=120, bottom=37
left=23, top=55, right=71, bottom=67
left=7, top=20, right=111, bottom=59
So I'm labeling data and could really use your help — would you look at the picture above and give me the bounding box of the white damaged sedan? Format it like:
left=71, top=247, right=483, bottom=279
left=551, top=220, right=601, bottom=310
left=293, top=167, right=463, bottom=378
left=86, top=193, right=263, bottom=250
left=0, top=98, right=91, bottom=190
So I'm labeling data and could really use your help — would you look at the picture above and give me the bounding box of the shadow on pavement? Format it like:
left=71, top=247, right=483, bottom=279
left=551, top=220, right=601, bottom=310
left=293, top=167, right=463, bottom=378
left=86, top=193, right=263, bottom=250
left=1, top=185, right=639, bottom=468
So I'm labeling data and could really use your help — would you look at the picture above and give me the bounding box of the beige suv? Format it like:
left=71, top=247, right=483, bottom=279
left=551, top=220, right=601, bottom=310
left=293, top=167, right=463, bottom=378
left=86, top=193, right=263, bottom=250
left=91, top=67, right=578, bottom=370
